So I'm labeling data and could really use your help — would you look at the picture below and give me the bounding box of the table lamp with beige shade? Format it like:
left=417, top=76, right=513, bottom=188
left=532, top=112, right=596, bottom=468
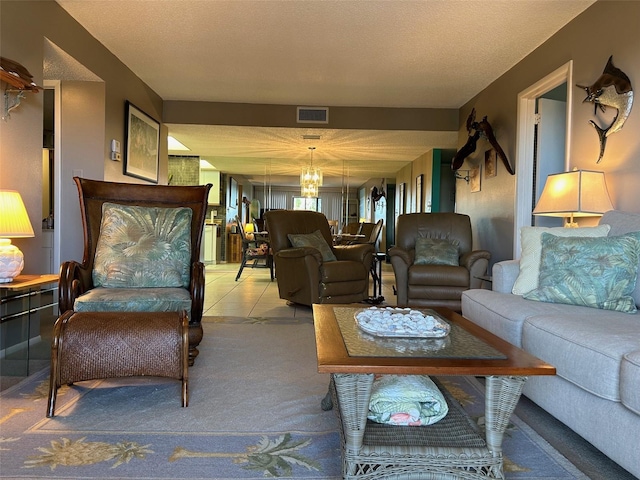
left=533, top=169, right=614, bottom=228
left=0, top=190, right=35, bottom=282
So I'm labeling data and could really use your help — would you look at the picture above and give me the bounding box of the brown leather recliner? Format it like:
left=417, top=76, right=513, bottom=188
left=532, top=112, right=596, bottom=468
left=389, top=213, right=490, bottom=311
left=264, top=210, right=374, bottom=306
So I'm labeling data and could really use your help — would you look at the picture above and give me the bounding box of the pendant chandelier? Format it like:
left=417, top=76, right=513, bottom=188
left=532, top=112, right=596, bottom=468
left=300, top=146, right=322, bottom=198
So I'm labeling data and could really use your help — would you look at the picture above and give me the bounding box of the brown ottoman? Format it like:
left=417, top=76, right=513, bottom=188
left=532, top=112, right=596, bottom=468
left=47, top=310, right=189, bottom=417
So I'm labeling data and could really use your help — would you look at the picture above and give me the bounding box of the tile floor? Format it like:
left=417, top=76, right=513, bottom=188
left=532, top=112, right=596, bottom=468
left=202, top=259, right=397, bottom=319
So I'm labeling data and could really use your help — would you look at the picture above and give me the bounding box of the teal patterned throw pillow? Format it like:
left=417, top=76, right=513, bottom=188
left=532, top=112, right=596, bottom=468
left=524, top=232, right=640, bottom=313
left=92, top=203, right=193, bottom=288
left=288, top=230, right=337, bottom=262
left=414, top=238, right=459, bottom=266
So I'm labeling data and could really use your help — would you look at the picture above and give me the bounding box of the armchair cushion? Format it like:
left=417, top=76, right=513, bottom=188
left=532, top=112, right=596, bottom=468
left=92, top=203, right=193, bottom=288
left=74, top=287, right=192, bottom=316
left=288, top=230, right=337, bottom=262
left=414, top=238, right=459, bottom=266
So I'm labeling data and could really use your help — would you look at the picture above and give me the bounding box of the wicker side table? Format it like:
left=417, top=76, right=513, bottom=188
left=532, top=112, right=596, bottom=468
left=47, top=310, right=189, bottom=417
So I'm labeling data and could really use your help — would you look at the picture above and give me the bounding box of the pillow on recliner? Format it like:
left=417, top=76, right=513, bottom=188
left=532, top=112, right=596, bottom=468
left=93, top=203, right=192, bottom=288
left=414, top=238, right=459, bottom=266
left=288, top=230, right=337, bottom=262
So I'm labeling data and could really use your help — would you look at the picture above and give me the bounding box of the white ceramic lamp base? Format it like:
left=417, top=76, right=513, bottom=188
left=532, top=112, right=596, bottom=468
left=0, top=239, right=24, bottom=283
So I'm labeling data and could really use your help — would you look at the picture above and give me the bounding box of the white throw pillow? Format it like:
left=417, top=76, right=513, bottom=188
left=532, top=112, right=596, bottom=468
left=511, top=224, right=611, bottom=295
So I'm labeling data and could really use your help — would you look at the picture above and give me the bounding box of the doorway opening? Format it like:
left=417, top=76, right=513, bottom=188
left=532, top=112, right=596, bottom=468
left=513, top=61, right=573, bottom=257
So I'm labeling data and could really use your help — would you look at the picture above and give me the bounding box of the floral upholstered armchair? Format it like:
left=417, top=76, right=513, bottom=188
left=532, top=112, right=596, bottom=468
left=58, top=177, right=211, bottom=365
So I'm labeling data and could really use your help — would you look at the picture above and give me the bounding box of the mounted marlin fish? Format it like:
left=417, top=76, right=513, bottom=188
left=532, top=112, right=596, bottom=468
left=577, top=55, right=633, bottom=163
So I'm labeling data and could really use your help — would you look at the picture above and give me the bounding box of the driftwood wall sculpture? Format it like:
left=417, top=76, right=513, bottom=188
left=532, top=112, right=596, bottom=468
left=452, top=108, right=514, bottom=175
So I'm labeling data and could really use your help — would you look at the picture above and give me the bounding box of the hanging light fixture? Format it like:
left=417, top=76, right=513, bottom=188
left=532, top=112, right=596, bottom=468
left=300, top=147, right=322, bottom=198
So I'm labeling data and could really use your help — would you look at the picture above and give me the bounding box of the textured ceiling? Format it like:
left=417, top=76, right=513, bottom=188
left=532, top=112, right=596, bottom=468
left=55, top=0, right=594, bottom=186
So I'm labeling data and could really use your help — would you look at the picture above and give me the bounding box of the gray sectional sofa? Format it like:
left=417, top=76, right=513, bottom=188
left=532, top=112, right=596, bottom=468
left=461, top=210, right=640, bottom=478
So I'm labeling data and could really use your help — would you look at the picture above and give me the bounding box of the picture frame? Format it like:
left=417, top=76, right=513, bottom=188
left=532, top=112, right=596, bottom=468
left=124, top=101, right=160, bottom=183
left=415, top=174, right=423, bottom=212
left=470, top=165, right=481, bottom=192
left=485, top=149, right=497, bottom=178
left=398, top=182, right=406, bottom=215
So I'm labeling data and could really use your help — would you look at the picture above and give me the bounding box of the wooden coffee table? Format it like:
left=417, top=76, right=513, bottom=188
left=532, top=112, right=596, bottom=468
left=312, top=305, right=555, bottom=480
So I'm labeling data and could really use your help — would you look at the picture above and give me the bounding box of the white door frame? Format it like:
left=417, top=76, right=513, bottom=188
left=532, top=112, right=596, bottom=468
left=513, top=61, right=573, bottom=258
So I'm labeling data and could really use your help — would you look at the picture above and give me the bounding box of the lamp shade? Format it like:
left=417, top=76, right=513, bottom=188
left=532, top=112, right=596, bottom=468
left=533, top=170, right=614, bottom=218
left=0, top=190, right=34, bottom=237
left=0, top=190, right=34, bottom=282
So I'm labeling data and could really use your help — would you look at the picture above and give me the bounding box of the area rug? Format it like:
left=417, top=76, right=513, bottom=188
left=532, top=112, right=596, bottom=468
left=0, top=316, right=588, bottom=479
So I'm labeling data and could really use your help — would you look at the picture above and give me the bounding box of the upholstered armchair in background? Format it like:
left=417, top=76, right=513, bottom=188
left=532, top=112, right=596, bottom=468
left=58, top=177, right=211, bottom=365
left=389, top=213, right=490, bottom=311
left=264, top=210, right=374, bottom=306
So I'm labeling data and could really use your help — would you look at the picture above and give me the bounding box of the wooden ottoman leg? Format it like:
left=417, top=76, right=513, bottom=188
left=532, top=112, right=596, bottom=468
left=47, top=311, right=74, bottom=418
left=181, top=311, right=189, bottom=407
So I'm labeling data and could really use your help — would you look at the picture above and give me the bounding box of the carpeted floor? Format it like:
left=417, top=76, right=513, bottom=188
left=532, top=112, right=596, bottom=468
left=0, top=317, right=635, bottom=479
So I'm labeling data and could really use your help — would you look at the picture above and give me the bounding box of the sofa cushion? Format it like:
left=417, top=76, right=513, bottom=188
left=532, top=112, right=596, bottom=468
left=461, top=289, right=607, bottom=347
left=74, top=287, right=192, bottom=318
left=512, top=224, right=610, bottom=295
left=414, top=238, right=459, bottom=266
left=522, top=313, right=640, bottom=401
left=93, top=203, right=193, bottom=288
left=621, top=350, right=640, bottom=415
left=600, top=210, right=640, bottom=307
left=288, top=230, right=337, bottom=262
left=524, top=232, right=640, bottom=313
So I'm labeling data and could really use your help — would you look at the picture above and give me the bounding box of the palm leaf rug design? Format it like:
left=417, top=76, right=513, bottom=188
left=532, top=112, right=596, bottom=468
left=1, top=318, right=587, bottom=479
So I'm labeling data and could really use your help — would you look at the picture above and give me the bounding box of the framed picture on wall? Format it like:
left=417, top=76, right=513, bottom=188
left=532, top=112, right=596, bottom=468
left=415, top=174, right=423, bottom=212
left=470, top=165, right=481, bottom=192
left=124, top=101, right=160, bottom=183
left=485, top=149, right=497, bottom=178
left=398, top=182, right=406, bottom=215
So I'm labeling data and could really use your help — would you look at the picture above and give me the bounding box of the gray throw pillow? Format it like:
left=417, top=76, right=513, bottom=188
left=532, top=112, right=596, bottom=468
left=288, top=230, right=337, bottom=262
left=523, top=232, right=640, bottom=313
left=414, top=238, right=459, bottom=266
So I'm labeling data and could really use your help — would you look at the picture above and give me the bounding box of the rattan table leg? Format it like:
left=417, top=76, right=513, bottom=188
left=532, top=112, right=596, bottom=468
left=484, top=376, right=527, bottom=454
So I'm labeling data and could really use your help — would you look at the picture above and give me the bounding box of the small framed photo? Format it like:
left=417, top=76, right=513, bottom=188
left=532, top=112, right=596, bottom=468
left=398, top=182, right=406, bottom=215
left=124, top=101, right=160, bottom=183
left=415, top=174, right=423, bottom=212
left=470, top=165, right=481, bottom=192
left=485, top=149, right=497, bottom=178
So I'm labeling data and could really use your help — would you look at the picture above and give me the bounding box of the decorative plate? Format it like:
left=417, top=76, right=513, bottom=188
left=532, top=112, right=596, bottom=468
left=354, top=307, right=450, bottom=338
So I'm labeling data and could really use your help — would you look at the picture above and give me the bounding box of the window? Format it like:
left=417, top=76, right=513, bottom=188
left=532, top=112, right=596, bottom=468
left=293, top=197, right=321, bottom=212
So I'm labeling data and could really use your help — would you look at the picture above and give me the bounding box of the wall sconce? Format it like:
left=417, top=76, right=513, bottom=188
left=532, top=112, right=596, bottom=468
left=455, top=170, right=471, bottom=184
left=0, top=191, right=35, bottom=282
left=1, top=57, right=41, bottom=120
left=533, top=169, right=614, bottom=228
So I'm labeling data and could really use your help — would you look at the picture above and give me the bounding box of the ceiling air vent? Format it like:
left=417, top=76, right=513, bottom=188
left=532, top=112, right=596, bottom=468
left=297, top=106, right=329, bottom=124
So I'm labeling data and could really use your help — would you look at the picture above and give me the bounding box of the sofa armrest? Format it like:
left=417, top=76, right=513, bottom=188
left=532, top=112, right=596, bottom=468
left=492, top=260, right=520, bottom=293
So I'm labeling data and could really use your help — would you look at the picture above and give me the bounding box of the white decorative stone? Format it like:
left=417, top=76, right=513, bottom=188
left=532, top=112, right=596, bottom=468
left=355, top=307, right=450, bottom=338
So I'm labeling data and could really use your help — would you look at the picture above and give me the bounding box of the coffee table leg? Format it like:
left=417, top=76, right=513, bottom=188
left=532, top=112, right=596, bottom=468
left=332, top=373, right=375, bottom=477
left=484, top=375, right=527, bottom=476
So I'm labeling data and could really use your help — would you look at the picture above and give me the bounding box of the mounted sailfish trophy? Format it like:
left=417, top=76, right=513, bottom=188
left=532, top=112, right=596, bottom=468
left=577, top=55, right=633, bottom=163
left=451, top=108, right=515, bottom=176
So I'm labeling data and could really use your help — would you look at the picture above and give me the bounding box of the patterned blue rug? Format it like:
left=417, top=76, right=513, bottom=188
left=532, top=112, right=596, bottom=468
left=0, top=317, right=587, bottom=479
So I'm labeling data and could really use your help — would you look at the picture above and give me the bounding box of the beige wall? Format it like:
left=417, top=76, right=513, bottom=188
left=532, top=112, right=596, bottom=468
left=455, top=0, right=640, bottom=265
left=1, top=0, right=164, bottom=273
